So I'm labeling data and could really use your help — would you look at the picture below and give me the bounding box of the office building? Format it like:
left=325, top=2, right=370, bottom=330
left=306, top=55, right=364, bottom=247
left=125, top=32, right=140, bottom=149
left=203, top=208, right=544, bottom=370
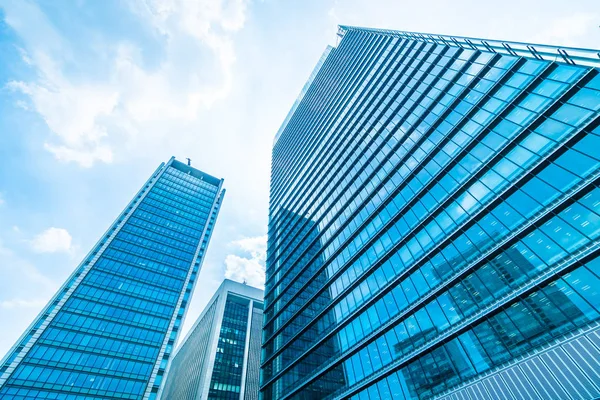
left=262, top=25, right=600, bottom=400
left=0, top=157, right=225, bottom=400
left=159, top=279, right=263, bottom=400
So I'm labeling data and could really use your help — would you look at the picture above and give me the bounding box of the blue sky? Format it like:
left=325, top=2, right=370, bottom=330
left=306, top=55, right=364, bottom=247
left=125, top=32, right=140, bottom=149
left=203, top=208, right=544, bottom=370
left=0, top=0, right=598, bottom=356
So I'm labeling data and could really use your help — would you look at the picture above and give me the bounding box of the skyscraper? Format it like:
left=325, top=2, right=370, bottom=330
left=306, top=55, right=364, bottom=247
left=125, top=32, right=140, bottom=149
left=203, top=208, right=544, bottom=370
left=263, top=25, right=600, bottom=400
left=159, top=279, right=263, bottom=400
left=0, top=157, right=225, bottom=400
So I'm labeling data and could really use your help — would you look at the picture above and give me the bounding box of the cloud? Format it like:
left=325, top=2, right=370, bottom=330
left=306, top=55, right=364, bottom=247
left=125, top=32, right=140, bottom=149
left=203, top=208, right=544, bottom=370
left=14, top=100, right=29, bottom=110
left=533, top=12, right=599, bottom=46
left=233, top=235, right=268, bottom=257
left=224, top=235, right=267, bottom=288
left=31, top=227, right=73, bottom=253
left=2, top=0, right=250, bottom=167
left=15, top=46, right=33, bottom=65
left=0, top=298, right=47, bottom=309
left=7, top=79, right=118, bottom=167
left=0, top=239, right=58, bottom=359
left=0, top=193, right=4, bottom=206
left=0, top=240, right=57, bottom=290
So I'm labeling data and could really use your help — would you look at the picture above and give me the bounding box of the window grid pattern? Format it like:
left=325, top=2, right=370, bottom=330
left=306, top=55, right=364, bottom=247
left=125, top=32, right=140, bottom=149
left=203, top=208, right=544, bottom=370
left=159, top=298, right=219, bottom=400
left=244, top=305, right=264, bottom=400
left=265, top=42, right=493, bottom=344
left=160, top=282, right=264, bottom=400
left=0, top=160, right=223, bottom=400
left=208, top=296, right=249, bottom=399
left=265, top=39, right=497, bottom=329
left=263, top=26, right=600, bottom=400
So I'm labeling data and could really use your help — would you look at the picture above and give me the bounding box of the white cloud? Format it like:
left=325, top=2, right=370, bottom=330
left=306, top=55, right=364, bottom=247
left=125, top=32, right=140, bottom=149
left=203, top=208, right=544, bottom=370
left=533, top=13, right=599, bottom=46
left=0, top=239, right=58, bottom=359
left=0, top=193, right=4, bottom=206
left=233, top=234, right=268, bottom=257
left=224, top=235, right=267, bottom=288
left=14, top=100, right=29, bottom=110
left=131, top=0, right=248, bottom=39
left=7, top=79, right=118, bottom=167
left=2, top=0, right=250, bottom=167
left=31, top=227, right=73, bottom=253
left=0, top=239, right=57, bottom=290
left=15, top=46, right=33, bottom=65
left=0, top=298, right=47, bottom=309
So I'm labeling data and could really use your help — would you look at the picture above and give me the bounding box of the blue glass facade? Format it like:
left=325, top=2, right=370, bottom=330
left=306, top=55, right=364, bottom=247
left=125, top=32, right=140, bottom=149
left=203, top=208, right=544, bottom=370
left=159, top=279, right=264, bottom=400
left=209, top=295, right=250, bottom=398
left=262, top=26, right=600, bottom=399
left=0, top=157, right=225, bottom=400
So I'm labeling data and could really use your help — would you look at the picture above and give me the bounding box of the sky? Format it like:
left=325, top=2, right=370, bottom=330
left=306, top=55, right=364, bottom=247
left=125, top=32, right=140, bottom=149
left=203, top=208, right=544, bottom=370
left=0, top=0, right=598, bottom=357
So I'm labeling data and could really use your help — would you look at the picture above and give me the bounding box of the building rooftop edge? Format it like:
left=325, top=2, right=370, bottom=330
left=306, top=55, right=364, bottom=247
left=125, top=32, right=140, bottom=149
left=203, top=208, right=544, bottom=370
left=171, top=279, right=263, bottom=359
left=271, top=24, right=600, bottom=150
left=169, top=157, right=224, bottom=187
left=337, top=25, right=600, bottom=67
left=220, top=278, right=265, bottom=301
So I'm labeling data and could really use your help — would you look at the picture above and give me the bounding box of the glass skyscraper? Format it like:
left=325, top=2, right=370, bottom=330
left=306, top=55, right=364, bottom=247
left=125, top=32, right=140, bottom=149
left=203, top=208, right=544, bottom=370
left=0, top=157, right=225, bottom=400
left=263, top=25, right=600, bottom=400
left=159, top=279, right=264, bottom=400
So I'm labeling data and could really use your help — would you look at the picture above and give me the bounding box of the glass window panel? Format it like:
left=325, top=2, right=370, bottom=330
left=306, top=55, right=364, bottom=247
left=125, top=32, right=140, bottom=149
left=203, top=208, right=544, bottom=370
left=563, top=267, right=600, bottom=312
left=493, top=119, right=521, bottom=139
left=547, top=65, right=584, bottom=83
left=490, top=202, right=523, bottom=230
left=506, top=190, right=542, bottom=219
left=521, top=93, right=551, bottom=112
left=436, top=292, right=462, bottom=324
left=520, top=60, right=547, bottom=75
left=587, top=256, right=600, bottom=277
left=588, top=74, right=600, bottom=90
left=573, top=133, right=600, bottom=161
left=490, top=311, right=532, bottom=355
left=445, top=339, right=478, bottom=380
left=568, top=88, right=600, bottom=111
left=504, top=301, right=548, bottom=342
left=476, top=263, right=512, bottom=298
left=377, top=379, right=393, bottom=399
left=525, top=290, right=574, bottom=337
left=521, top=177, right=561, bottom=206
left=412, top=309, right=435, bottom=346
left=560, top=202, right=600, bottom=239
left=449, top=283, right=477, bottom=316
left=533, top=79, right=568, bottom=98
left=522, top=230, right=566, bottom=265
left=507, top=145, right=536, bottom=168
left=538, top=163, right=580, bottom=193
left=387, top=373, right=407, bottom=400
left=508, top=242, right=548, bottom=280
left=394, top=320, right=413, bottom=355
left=458, top=331, right=492, bottom=373
left=580, top=187, right=600, bottom=214
left=420, top=261, right=441, bottom=288
left=426, top=300, right=451, bottom=331
left=552, top=104, right=593, bottom=127
left=472, top=320, right=512, bottom=364
left=544, top=279, right=597, bottom=325
left=535, top=118, right=574, bottom=141
left=520, top=132, right=554, bottom=155
left=540, top=216, right=588, bottom=253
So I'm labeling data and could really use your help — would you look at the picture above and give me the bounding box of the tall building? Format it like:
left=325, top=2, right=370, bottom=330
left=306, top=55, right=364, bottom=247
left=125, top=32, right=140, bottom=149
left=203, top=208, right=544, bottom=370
left=0, top=157, right=225, bottom=400
left=159, top=279, right=264, bottom=400
left=262, top=25, right=600, bottom=400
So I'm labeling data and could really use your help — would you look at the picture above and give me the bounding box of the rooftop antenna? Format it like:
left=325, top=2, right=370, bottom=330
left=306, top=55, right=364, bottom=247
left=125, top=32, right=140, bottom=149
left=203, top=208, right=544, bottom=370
left=186, top=158, right=192, bottom=166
